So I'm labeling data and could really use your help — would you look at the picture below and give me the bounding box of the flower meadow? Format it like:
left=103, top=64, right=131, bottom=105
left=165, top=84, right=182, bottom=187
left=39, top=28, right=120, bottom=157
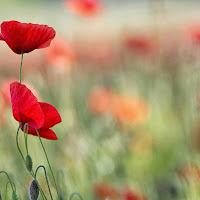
left=1, top=0, right=200, bottom=200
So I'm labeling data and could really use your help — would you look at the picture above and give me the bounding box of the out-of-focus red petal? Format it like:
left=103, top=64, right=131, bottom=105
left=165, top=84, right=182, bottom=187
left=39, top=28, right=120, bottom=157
left=27, top=127, right=58, bottom=140
left=39, top=102, right=61, bottom=128
left=10, top=82, right=44, bottom=129
left=0, top=21, right=56, bottom=54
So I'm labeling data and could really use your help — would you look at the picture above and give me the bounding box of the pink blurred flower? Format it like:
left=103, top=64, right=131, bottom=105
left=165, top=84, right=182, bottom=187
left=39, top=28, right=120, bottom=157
left=184, top=23, right=200, bottom=44
left=46, top=38, right=75, bottom=68
left=65, top=0, right=102, bottom=17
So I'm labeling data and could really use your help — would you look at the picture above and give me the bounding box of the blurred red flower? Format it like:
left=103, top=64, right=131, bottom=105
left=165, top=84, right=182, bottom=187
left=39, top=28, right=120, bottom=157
left=66, top=0, right=102, bottom=17
left=10, top=82, right=61, bottom=140
left=184, top=24, right=200, bottom=44
left=121, top=189, right=146, bottom=200
left=124, top=34, right=155, bottom=57
left=0, top=21, right=55, bottom=54
left=46, top=38, right=75, bottom=68
left=1, top=78, right=40, bottom=105
left=94, top=183, right=117, bottom=199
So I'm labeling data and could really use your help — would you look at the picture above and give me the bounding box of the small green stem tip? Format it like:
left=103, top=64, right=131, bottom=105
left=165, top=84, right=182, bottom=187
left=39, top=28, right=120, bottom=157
left=19, top=53, right=24, bottom=83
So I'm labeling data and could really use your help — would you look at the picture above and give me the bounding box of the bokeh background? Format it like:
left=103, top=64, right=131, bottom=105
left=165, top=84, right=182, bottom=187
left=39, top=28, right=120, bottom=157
left=1, top=0, right=200, bottom=199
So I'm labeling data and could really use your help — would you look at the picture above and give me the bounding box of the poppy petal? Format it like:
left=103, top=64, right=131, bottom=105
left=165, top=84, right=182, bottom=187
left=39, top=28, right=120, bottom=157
left=0, top=21, right=56, bottom=54
left=26, top=127, right=58, bottom=140
left=10, top=82, right=44, bottom=129
left=39, top=102, right=61, bottom=128
left=0, top=33, right=4, bottom=40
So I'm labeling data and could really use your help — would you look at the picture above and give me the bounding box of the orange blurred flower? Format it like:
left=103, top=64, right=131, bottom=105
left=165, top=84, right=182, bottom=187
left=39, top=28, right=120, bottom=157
left=111, top=96, right=149, bottom=125
left=1, top=78, right=40, bottom=105
left=180, top=165, right=200, bottom=183
left=65, top=0, right=102, bottom=17
left=46, top=38, right=75, bottom=68
left=88, top=87, right=115, bottom=114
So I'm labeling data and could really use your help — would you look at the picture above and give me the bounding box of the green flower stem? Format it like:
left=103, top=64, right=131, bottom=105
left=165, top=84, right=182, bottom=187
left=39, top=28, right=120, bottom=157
left=23, top=123, right=29, bottom=155
left=30, top=171, right=48, bottom=200
left=16, top=124, right=47, bottom=200
left=36, top=129, right=59, bottom=197
left=69, top=192, right=83, bottom=200
left=5, top=181, right=16, bottom=200
left=35, top=165, right=54, bottom=200
left=19, top=53, right=24, bottom=83
left=24, top=133, right=28, bottom=155
left=16, top=124, right=24, bottom=160
left=0, top=171, right=15, bottom=193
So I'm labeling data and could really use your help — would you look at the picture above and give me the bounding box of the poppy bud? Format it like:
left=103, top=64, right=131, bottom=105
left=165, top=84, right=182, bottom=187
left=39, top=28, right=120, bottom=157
left=29, top=180, right=39, bottom=200
left=25, top=155, right=33, bottom=172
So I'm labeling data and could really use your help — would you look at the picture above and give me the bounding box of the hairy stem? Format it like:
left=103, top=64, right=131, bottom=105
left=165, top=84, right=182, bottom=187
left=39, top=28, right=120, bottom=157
left=36, top=129, right=59, bottom=197
left=35, top=165, right=54, bottom=200
left=16, top=124, right=24, bottom=160
left=19, top=53, right=24, bottom=83
left=69, top=192, right=83, bottom=200
left=0, top=171, right=15, bottom=193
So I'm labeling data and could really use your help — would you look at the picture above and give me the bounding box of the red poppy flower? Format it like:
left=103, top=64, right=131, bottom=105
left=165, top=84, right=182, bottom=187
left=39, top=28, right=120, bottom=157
left=0, top=21, right=56, bottom=54
left=65, top=0, right=102, bottom=17
left=10, top=82, right=61, bottom=140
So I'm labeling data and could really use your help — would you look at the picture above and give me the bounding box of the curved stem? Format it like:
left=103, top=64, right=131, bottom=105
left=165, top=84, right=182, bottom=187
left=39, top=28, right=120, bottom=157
left=69, top=192, right=83, bottom=200
left=16, top=124, right=24, bottom=160
left=30, top=171, right=48, bottom=200
left=35, top=165, right=54, bottom=200
left=19, top=53, right=24, bottom=83
left=23, top=123, right=29, bottom=155
left=57, top=169, right=67, bottom=198
left=35, top=129, right=59, bottom=197
left=0, top=171, right=15, bottom=193
left=5, top=181, right=16, bottom=200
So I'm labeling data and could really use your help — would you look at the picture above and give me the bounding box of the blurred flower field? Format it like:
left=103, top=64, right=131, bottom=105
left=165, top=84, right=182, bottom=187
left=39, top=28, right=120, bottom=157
left=1, top=0, right=200, bottom=199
